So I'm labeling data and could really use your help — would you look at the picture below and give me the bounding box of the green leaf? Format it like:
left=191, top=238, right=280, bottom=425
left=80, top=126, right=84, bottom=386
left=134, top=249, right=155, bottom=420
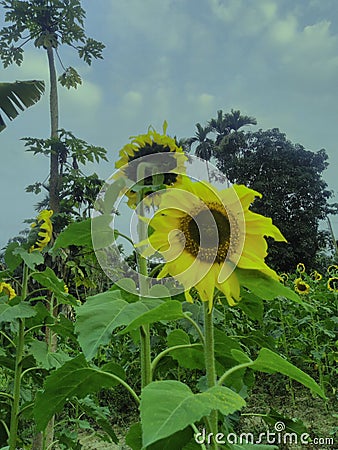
left=53, top=216, right=115, bottom=251
left=120, top=301, right=186, bottom=335
left=252, top=348, right=325, bottom=399
left=0, top=302, right=36, bottom=324
left=29, top=341, right=71, bottom=369
left=31, top=268, right=78, bottom=306
left=13, top=247, right=44, bottom=270
left=4, top=242, right=22, bottom=271
left=237, top=290, right=264, bottom=322
left=52, top=314, right=77, bottom=342
left=214, top=329, right=242, bottom=359
left=140, top=380, right=246, bottom=447
left=33, top=354, right=127, bottom=431
left=167, top=330, right=204, bottom=370
left=262, top=408, right=308, bottom=435
left=148, top=427, right=193, bottom=449
left=91, top=214, right=116, bottom=250
left=100, top=178, right=126, bottom=214
left=0, top=80, right=45, bottom=131
left=58, top=66, right=82, bottom=89
left=53, top=219, right=92, bottom=250
left=75, top=290, right=163, bottom=360
left=77, top=397, right=118, bottom=443
left=235, top=269, right=301, bottom=303
left=126, top=423, right=142, bottom=450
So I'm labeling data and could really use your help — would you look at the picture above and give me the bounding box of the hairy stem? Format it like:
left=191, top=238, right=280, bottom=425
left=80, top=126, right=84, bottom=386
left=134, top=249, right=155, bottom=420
left=203, top=302, right=218, bottom=450
left=8, top=264, right=28, bottom=450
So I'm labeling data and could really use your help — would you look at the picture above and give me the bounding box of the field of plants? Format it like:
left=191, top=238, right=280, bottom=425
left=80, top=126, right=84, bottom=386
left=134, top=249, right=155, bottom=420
left=1, top=1, right=338, bottom=449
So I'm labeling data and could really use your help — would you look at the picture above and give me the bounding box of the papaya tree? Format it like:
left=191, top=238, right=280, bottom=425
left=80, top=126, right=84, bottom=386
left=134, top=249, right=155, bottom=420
left=0, top=0, right=105, bottom=212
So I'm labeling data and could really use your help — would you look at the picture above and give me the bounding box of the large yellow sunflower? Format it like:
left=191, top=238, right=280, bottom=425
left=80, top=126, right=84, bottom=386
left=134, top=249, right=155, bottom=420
left=30, top=209, right=53, bottom=252
left=115, top=122, right=186, bottom=208
left=139, top=176, right=286, bottom=310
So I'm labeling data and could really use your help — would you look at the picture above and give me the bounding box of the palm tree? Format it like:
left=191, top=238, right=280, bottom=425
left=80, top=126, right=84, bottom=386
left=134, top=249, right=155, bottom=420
left=208, top=109, right=230, bottom=145
left=0, top=80, right=45, bottom=132
left=224, top=109, right=257, bottom=132
left=187, top=123, right=214, bottom=180
left=208, top=109, right=257, bottom=145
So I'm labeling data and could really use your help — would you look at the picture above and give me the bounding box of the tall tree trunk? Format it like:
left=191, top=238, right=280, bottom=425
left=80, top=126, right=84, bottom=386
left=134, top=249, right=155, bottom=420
left=33, top=46, right=60, bottom=450
left=47, top=46, right=60, bottom=213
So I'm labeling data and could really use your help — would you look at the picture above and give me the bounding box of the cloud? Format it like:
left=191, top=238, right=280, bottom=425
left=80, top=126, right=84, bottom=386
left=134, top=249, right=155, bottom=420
left=209, top=0, right=278, bottom=35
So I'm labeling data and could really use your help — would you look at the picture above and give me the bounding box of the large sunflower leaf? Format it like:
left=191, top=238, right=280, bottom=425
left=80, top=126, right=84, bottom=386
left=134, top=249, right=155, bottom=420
left=0, top=80, right=45, bottom=131
left=120, top=300, right=186, bottom=335
left=75, top=290, right=163, bottom=360
left=166, top=329, right=204, bottom=370
left=33, top=354, right=126, bottom=431
left=0, top=302, right=36, bottom=324
left=29, top=340, right=71, bottom=370
left=140, top=380, right=246, bottom=447
left=251, top=348, right=325, bottom=399
left=235, top=269, right=301, bottom=303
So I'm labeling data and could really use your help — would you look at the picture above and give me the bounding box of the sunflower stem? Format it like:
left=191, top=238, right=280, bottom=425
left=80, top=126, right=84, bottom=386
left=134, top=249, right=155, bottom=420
left=8, top=263, right=28, bottom=450
left=203, top=302, right=218, bottom=450
left=136, top=186, right=152, bottom=388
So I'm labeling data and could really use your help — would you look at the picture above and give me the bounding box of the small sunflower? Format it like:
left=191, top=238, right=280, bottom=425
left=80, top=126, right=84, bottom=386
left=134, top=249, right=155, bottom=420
left=139, top=176, right=286, bottom=310
left=0, top=282, right=16, bottom=300
left=30, top=209, right=53, bottom=252
left=310, top=270, right=322, bottom=281
left=296, top=263, right=306, bottom=273
left=294, top=278, right=310, bottom=295
left=327, top=277, right=338, bottom=292
left=115, top=122, right=186, bottom=208
left=280, top=273, right=289, bottom=284
left=327, top=264, right=338, bottom=276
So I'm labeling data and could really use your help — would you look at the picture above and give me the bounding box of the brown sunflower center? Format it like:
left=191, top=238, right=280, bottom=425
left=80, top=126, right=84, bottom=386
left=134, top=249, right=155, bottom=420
left=297, top=282, right=307, bottom=291
left=125, top=143, right=178, bottom=186
left=179, top=204, right=231, bottom=263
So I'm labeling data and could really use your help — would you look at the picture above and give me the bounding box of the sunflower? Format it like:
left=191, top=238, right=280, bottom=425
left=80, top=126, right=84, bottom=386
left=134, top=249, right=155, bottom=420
left=30, top=209, right=53, bottom=252
left=327, top=264, right=338, bottom=276
left=327, top=277, right=338, bottom=292
left=294, top=278, right=310, bottom=295
left=310, top=270, right=322, bottom=281
left=280, top=273, right=289, bottom=284
left=139, top=176, right=286, bottom=310
left=296, top=263, right=306, bottom=273
left=115, top=122, right=186, bottom=208
left=0, top=282, right=16, bottom=300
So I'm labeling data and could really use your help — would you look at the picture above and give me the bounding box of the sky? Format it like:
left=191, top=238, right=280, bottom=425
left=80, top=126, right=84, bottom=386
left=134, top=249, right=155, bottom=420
left=1, top=0, right=338, bottom=249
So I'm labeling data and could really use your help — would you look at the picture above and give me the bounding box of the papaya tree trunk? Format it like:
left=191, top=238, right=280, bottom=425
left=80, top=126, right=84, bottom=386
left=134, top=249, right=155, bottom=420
left=47, top=45, right=60, bottom=213
left=34, top=45, right=60, bottom=450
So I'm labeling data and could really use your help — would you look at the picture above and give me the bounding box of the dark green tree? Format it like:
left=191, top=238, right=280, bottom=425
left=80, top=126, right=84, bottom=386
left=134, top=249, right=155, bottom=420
left=0, top=0, right=105, bottom=213
left=215, top=128, right=337, bottom=271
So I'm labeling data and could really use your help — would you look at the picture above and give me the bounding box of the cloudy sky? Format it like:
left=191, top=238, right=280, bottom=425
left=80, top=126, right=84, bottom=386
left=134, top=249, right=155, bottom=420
left=1, top=0, right=338, bottom=248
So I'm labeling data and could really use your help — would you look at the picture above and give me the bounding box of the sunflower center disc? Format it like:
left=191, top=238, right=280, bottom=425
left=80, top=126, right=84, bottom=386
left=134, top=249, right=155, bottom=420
left=125, top=143, right=178, bottom=186
left=181, top=207, right=231, bottom=263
